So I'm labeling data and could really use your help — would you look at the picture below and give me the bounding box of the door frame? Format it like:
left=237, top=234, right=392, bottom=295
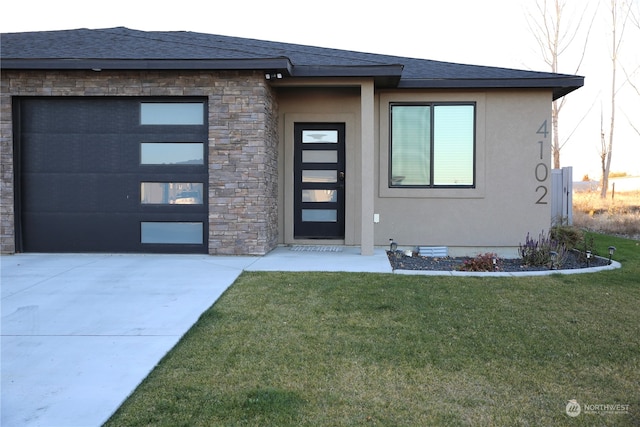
left=283, top=113, right=357, bottom=245
left=293, top=122, right=345, bottom=239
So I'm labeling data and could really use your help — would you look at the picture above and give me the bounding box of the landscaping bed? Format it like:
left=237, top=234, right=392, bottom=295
left=387, top=249, right=610, bottom=272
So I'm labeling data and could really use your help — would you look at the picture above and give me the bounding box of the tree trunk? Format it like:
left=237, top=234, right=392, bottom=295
left=601, top=0, right=619, bottom=199
left=600, top=131, right=609, bottom=197
left=551, top=1, right=561, bottom=169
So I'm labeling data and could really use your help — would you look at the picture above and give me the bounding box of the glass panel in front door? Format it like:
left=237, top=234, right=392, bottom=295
left=294, top=123, right=345, bottom=239
left=302, top=150, right=337, bottom=163
left=302, top=130, right=338, bottom=143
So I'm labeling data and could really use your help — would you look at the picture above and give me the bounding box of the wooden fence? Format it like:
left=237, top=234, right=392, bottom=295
left=551, top=167, right=573, bottom=225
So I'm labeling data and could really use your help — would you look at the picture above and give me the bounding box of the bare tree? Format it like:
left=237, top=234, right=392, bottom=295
left=629, top=0, right=640, bottom=29
left=621, top=0, right=640, bottom=136
left=621, top=68, right=640, bottom=136
left=600, top=0, right=634, bottom=198
left=527, top=0, right=596, bottom=169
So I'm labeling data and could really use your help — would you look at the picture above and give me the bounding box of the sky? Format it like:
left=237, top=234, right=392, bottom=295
left=2, top=0, right=639, bottom=179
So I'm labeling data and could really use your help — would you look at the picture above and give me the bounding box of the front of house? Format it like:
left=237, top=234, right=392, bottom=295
left=0, top=27, right=583, bottom=256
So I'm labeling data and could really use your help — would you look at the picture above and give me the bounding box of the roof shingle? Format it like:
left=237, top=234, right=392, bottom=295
left=1, top=27, right=583, bottom=99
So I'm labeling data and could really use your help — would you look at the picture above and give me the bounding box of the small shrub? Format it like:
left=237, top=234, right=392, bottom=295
left=550, top=225, right=584, bottom=251
left=519, top=231, right=568, bottom=268
left=458, top=253, right=501, bottom=272
left=577, top=234, right=599, bottom=264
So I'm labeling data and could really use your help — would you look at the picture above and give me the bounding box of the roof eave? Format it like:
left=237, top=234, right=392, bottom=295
left=1, top=57, right=584, bottom=99
left=1, top=59, right=405, bottom=87
left=0, top=58, right=295, bottom=74
left=291, top=65, right=404, bottom=87
left=398, top=76, right=584, bottom=100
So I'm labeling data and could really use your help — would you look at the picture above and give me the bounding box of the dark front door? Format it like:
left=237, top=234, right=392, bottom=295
left=294, top=123, right=345, bottom=239
left=15, top=97, right=208, bottom=253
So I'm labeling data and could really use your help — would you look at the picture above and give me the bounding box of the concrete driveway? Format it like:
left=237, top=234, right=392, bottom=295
left=1, top=253, right=259, bottom=427
left=1, top=248, right=391, bottom=427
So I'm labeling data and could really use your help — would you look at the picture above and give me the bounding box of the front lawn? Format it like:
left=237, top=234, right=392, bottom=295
left=105, top=233, right=639, bottom=426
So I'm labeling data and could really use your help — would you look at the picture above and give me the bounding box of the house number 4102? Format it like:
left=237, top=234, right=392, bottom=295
left=535, top=120, right=549, bottom=204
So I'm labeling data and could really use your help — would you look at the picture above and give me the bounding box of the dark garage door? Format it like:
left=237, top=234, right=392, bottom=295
left=15, top=97, right=208, bottom=253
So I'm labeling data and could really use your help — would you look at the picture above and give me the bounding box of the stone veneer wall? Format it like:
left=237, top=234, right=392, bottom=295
left=0, top=70, right=279, bottom=255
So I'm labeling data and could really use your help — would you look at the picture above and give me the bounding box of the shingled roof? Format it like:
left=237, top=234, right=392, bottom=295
left=1, top=27, right=583, bottom=99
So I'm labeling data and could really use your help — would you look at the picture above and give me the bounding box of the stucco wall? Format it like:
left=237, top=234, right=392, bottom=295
left=275, top=86, right=553, bottom=256
left=375, top=90, right=553, bottom=257
left=276, top=87, right=362, bottom=245
left=0, top=70, right=279, bottom=255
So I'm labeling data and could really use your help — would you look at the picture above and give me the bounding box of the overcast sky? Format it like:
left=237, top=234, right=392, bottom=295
left=3, top=0, right=639, bottom=178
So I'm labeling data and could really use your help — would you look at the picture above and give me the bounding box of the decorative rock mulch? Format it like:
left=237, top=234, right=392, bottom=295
left=387, top=250, right=610, bottom=272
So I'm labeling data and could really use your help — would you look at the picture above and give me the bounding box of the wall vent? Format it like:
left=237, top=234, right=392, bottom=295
left=418, top=246, right=448, bottom=257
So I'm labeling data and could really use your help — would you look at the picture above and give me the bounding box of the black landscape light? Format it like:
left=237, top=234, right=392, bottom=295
left=608, top=246, right=616, bottom=265
left=586, top=250, right=592, bottom=267
left=550, top=251, right=558, bottom=269
left=389, top=238, right=397, bottom=252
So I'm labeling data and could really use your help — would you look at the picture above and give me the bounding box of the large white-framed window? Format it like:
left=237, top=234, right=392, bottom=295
left=390, top=103, right=475, bottom=188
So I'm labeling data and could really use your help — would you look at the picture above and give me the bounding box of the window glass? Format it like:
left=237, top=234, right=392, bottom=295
left=302, top=209, right=337, bottom=222
left=302, top=189, right=337, bottom=202
left=391, top=106, right=431, bottom=186
left=302, top=170, right=337, bottom=183
left=390, top=104, right=474, bottom=187
left=302, top=150, right=337, bottom=163
left=140, top=143, right=204, bottom=165
left=140, top=222, right=203, bottom=244
left=141, top=183, right=203, bottom=204
left=433, top=105, right=474, bottom=185
left=140, top=103, right=204, bottom=125
left=302, top=130, right=338, bottom=143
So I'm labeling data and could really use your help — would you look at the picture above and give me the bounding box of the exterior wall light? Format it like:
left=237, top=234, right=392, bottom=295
left=608, top=246, right=616, bottom=265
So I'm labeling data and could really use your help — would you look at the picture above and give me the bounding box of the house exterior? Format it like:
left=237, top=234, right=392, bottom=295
left=0, top=27, right=583, bottom=256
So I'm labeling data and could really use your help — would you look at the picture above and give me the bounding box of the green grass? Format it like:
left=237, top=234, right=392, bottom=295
left=105, top=233, right=640, bottom=426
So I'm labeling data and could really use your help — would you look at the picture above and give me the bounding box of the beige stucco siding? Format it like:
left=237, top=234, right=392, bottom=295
left=276, top=87, right=362, bottom=246
left=374, top=90, right=553, bottom=256
left=276, top=85, right=553, bottom=256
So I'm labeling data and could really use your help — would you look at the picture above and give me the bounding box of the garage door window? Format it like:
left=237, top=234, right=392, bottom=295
left=141, top=222, right=204, bottom=244
left=140, top=103, right=204, bottom=125
left=141, top=183, right=203, bottom=204
left=140, top=143, right=204, bottom=165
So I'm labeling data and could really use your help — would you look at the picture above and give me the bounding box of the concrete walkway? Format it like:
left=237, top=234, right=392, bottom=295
left=1, top=247, right=618, bottom=426
left=0, top=248, right=390, bottom=427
